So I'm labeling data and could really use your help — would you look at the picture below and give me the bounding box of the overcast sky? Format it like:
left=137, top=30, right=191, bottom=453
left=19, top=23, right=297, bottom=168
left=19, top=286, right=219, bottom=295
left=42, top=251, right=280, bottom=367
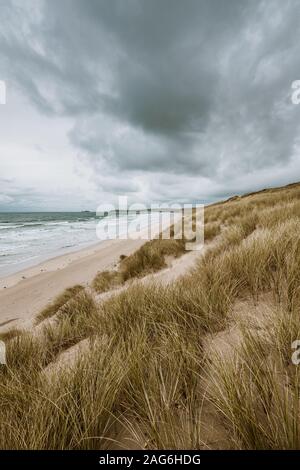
left=0, top=0, right=300, bottom=211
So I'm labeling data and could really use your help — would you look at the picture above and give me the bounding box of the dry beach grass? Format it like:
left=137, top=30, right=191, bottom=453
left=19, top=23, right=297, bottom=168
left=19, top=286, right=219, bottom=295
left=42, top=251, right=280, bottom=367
left=1, top=181, right=300, bottom=449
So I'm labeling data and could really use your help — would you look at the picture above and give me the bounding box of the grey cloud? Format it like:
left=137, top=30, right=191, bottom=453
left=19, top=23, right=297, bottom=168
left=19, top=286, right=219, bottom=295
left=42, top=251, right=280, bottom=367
left=1, top=0, right=300, bottom=206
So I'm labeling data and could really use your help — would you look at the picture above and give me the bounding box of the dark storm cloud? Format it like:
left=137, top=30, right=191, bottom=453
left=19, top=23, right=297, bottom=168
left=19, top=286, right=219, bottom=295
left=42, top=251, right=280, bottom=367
left=1, top=0, right=300, bottom=203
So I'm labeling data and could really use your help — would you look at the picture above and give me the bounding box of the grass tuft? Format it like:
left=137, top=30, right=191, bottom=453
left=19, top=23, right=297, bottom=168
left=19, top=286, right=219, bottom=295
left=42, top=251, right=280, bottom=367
left=1, top=181, right=300, bottom=449
left=35, top=285, right=84, bottom=324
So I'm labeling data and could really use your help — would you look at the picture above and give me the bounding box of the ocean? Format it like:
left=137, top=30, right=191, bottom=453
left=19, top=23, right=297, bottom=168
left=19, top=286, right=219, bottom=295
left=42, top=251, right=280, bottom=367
left=0, top=211, right=178, bottom=277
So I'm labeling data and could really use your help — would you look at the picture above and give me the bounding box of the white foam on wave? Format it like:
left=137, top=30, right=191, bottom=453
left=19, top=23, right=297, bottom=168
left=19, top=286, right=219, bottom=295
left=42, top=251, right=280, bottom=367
left=0, top=212, right=175, bottom=277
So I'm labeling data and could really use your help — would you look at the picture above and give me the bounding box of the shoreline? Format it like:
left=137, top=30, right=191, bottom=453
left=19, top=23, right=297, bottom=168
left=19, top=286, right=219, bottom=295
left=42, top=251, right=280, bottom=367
left=0, top=238, right=144, bottom=332
left=0, top=216, right=179, bottom=332
left=0, top=239, right=114, bottom=290
left=0, top=237, right=105, bottom=280
left=0, top=212, right=180, bottom=282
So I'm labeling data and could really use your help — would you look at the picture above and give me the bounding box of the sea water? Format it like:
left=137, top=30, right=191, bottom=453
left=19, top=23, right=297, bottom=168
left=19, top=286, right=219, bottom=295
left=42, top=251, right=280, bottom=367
left=0, top=211, right=177, bottom=277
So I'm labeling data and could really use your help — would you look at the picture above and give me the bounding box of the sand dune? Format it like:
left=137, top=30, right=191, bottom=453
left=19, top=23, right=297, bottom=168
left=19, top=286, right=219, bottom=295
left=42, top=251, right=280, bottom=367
left=0, top=238, right=144, bottom=332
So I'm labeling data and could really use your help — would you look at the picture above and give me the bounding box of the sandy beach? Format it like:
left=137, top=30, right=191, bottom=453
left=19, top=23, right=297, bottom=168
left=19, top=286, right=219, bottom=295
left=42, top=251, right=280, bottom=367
left=0, top=238, right=144, bottom=332
left=0, top=211, right=179, bottom=334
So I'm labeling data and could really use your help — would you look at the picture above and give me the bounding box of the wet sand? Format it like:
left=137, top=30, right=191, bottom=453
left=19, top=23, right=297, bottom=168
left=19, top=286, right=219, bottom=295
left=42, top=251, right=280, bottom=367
left=0, top=238, right=144, bottom=332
